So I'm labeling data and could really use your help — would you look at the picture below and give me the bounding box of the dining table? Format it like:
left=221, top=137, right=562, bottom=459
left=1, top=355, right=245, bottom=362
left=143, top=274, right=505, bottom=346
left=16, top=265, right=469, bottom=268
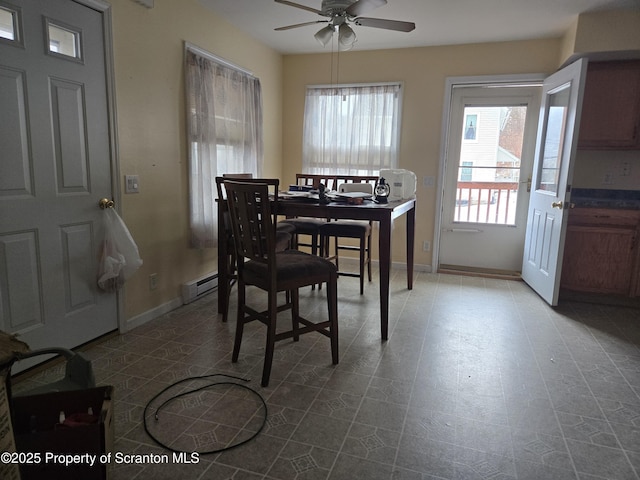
left=217, top=194, right=416, bottom=341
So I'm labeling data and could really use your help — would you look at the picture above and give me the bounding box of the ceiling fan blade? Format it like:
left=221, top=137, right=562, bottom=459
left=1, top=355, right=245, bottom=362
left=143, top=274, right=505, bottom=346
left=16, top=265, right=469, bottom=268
left=274, top=0, right=323, bottom=15
left=345, top=0, right=387, bottom=17
left=354, top=17, right=416, bottom=32
left=275, top=20, right=329, bottom=31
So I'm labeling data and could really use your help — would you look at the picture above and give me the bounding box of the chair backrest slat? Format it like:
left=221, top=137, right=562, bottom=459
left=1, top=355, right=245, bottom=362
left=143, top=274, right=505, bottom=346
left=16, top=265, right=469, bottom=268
left=223, top=173, right=253, bottom=179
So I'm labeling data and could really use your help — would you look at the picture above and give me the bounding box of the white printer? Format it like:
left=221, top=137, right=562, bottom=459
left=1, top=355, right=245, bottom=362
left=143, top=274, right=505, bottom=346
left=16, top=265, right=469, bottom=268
left=379, top=169, right=417, bottom=201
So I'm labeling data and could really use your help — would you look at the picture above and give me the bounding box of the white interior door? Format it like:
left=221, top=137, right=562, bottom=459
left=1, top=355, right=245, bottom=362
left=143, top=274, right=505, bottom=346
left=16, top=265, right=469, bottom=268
left=0, top=0, right=118, bottom=357
left=439, top=84, right=541, bottom=273
left=521, top=58, right=588, bottom=305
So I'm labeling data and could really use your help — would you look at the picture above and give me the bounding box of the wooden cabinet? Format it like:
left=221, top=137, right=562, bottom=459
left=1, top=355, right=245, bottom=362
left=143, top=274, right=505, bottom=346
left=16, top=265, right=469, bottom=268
left=561, top=208, right=640, bottom=296
left=578, top=60, right=640, bottom=150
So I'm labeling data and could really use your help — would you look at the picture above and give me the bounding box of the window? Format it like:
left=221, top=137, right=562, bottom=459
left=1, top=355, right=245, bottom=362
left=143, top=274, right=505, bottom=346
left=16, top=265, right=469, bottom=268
left=185, top=46, right=263, bottom=248
left=45, top=19, right=82, bottom=61
left=463, top=113, right=477, bottom=140
left=302, top=83, right=402, bottom=176
left=0, top=4, right=22, bottom=46
left=460, top=161, right=473, bottom=181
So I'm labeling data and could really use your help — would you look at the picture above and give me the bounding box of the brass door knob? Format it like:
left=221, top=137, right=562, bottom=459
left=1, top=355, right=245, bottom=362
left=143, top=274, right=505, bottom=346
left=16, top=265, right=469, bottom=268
left=551, top=201, right=563, bottom=209
left=99, top=198, right=114, bottom=209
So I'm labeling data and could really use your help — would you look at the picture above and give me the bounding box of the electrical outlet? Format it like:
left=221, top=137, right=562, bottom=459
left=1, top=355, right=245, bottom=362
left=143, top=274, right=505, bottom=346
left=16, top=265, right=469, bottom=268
left=423, top=240, right=431, bottom=252
left=149, top=273, right=158, bottom=290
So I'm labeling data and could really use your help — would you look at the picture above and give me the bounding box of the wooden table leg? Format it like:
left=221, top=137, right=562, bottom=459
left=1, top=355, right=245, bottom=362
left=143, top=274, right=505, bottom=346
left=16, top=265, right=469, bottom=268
left=406, top=204, right=415, bottom=290
left=378, top=216, right=392, bottom=340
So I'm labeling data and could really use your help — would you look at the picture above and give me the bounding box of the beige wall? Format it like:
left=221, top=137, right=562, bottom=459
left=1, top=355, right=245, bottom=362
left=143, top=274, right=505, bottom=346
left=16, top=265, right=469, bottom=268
left=573, top=10, right=640, bottom=57
left=560, top=10, right=640, bottom=65
left=110, top=0, right=283, bottom=320
left=282, top=38, right=562, bottom=270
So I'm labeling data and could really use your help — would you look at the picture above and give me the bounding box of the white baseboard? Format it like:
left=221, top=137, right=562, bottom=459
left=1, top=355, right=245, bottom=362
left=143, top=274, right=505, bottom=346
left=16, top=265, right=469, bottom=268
left=121, top=296, right=183, bottom=333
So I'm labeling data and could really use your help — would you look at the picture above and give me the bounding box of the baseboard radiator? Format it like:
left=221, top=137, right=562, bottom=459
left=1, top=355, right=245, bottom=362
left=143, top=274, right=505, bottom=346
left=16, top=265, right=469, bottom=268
left=182, top=271, right=218, bottom=304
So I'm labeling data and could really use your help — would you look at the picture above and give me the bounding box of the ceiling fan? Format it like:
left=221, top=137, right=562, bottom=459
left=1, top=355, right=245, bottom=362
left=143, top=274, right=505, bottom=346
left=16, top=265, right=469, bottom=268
left=274, top=0, right=415, bottom=50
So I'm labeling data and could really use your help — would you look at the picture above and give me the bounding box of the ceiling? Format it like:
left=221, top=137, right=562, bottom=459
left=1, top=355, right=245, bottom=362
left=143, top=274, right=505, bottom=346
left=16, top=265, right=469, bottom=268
left=198, top=0, right=639, bottom=55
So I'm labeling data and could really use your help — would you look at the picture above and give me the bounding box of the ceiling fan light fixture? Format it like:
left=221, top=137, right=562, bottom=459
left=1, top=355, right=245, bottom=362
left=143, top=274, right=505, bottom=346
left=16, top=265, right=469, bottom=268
left=314, top=25, right=334, bottom=46
left=338, top=23, right=356, bottom=49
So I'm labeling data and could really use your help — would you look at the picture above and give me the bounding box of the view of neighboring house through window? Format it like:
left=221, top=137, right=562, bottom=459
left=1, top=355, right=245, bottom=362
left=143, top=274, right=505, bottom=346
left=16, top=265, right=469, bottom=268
left=185, top=46, right=262, bottom=248
left=455, top=105, right=527, bottom=225
left=302, top=83, right=402, bottom=176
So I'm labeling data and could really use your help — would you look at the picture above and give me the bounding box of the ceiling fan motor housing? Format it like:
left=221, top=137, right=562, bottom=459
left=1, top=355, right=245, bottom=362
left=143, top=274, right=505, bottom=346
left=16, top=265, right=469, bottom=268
left=321, top=0, right=357, bottom=16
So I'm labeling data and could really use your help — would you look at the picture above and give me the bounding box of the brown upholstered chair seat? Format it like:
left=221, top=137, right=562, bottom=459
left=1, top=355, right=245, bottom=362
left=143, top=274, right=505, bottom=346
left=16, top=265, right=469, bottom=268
left=320, top=220, right=371, bottom=237
left=243, top=250, right=336, bottom=288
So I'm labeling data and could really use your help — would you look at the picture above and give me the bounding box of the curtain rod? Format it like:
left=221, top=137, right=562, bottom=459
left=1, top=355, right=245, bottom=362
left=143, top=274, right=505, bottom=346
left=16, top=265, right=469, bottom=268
left=308, top=81, right=402, bottom=89
left=184, top=42, right=255, bottom=78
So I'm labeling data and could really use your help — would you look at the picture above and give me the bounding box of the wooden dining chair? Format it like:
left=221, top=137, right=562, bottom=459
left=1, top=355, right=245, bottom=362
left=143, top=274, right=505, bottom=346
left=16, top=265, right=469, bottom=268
left=282, top=174, right=337, bottom=257
left=215, top=176, right=293, bottom=323
left=319, top=177, right=377, bottom=294
left=223, top=178, right=339, bottom=387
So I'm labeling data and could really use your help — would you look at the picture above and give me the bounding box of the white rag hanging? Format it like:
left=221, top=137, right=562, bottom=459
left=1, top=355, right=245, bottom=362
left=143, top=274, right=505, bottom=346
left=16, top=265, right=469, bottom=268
left=97, top=208, right=143, bottom=291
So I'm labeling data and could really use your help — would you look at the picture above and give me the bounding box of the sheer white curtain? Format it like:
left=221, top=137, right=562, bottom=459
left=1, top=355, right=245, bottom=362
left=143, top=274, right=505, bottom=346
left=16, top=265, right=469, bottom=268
left=185, top=47, right=263, bottom=248
left=302, top=83, right=402, bottom=175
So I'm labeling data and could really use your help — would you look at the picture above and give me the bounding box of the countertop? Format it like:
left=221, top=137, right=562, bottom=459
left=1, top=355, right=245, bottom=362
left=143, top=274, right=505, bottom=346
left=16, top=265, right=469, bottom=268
left=570, top=188, right=640, bottom=210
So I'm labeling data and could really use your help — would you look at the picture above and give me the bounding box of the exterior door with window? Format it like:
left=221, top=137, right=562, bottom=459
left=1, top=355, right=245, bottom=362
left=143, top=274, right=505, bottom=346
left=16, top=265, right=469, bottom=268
left=0, top=0, right=118, bottom=359
left=439, top=85, right=541, bottom=273
left=521, top=59, right=588, bottom=305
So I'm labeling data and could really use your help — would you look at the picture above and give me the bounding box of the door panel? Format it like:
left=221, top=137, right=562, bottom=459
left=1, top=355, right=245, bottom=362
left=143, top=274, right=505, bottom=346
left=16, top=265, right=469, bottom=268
left=0, top=66, right=32, bottom=196
left=439, top=85, right=541, bottom=273
left=0, top=0, right=117, bottom=357
left=51, top=79, right=90, bottom=193
left=521, top=58, right=588, bottom=305
left=0, top=232, right=42, bottom=331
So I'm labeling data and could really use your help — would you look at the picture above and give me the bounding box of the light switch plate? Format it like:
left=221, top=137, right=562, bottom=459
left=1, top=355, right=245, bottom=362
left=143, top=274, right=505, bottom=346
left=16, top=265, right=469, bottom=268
left=125, top=175, right=139, bottom=193
left=423, top=176, right=435, bottom=187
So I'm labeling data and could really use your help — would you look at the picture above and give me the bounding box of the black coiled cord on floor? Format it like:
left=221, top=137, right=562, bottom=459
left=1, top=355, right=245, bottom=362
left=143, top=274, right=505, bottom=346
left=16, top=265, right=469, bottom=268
left=143, top=373, right=267, bottom=454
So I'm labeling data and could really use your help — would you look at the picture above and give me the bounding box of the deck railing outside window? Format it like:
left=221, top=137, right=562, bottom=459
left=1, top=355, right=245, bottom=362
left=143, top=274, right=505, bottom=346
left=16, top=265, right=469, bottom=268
left=455, top=181, right=519, bottom=225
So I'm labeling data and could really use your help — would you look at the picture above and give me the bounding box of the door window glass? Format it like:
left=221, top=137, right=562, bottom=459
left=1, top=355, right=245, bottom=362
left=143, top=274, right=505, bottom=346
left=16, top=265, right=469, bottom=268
left=536, top=84, right=570, bottom=195
left=45, top=19, right=82, bottom=60
left=454, top=105, right=527, bottom=225
left=0, top=4, right=22, bottom=45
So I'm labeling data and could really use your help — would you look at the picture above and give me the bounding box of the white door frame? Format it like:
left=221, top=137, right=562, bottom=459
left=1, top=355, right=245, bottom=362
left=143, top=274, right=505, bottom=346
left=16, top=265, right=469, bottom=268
left=75, top=0, right=123, bottom=331
left=434, top=74, right=546, bottom=272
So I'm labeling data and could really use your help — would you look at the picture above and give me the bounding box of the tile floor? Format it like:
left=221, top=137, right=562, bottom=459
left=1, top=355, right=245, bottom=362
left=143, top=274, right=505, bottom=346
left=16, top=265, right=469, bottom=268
left=13, top=271, right=640, bottom=480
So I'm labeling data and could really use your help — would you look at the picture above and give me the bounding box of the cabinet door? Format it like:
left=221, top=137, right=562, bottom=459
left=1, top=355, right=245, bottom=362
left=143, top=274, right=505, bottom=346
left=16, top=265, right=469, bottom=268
left=578, top=60, right=640, bottom=149
left=561, top=225, right=636, bottom=294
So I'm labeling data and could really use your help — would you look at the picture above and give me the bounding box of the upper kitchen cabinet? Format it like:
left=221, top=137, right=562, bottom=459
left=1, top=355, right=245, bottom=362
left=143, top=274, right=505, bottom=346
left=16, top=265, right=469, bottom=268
left=578, top=60, right=640, bottom=150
